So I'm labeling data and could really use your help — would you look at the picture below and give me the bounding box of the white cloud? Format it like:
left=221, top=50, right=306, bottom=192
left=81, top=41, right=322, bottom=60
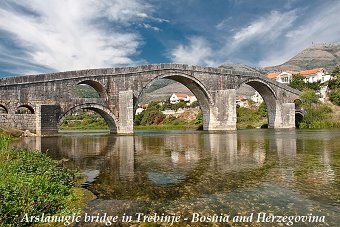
left=95, top=0, right=153, bottom=23
left=215, top=17, right=232, bottom=30
left=258, top=2, right=340, bottom=67
left=169, top=37, right=219, bottom=66
left=0, top=0, right=153, bottom=74
left=233, top=10, right=298, bottom=45
left=142, top=23, right=161, bottom=31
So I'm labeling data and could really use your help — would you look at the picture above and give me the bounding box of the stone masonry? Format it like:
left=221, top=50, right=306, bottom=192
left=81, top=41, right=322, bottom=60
left=0, top=64, right=300, bottom=135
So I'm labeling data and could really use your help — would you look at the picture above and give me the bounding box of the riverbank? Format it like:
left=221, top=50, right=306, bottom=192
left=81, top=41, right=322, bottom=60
left=0, top=130, right=95, bottom=226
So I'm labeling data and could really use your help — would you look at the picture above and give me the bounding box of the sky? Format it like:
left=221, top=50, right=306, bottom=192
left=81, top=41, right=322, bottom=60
left=0, top=0, right=340, bottom=77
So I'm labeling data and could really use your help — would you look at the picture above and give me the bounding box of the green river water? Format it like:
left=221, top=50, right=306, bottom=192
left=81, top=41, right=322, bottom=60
left=13, top=129, right=340, bottom=226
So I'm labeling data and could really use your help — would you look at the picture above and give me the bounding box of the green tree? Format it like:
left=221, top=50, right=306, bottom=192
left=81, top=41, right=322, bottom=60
left=329, top=89, right=340, bottom=106
left=300, top=89, right=319, bottom=109
left=289, top=74, right=306, bottom=91
left=328, top=66, right=340, bottom=90
left=257, top=102, right=267, bottom=117
left=328, top=67, right=340, bottom=106
left=289, top=74, right=321, bottom=91
left=298, top=89, right=333, bottom=128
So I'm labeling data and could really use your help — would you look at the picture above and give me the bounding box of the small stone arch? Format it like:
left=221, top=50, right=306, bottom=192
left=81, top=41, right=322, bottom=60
left=16, top=104, right=35, bottom=114
left=59, top=103, right=117, bottom=133
left=294, top=99, right=304, bottom=128
left=135, top=72, right=213, bottom=128
left=238, top=78, right=278, bottom=128
left=76, top=80, right=108, bottom=100
left=0, top=104, right=8, bottom=114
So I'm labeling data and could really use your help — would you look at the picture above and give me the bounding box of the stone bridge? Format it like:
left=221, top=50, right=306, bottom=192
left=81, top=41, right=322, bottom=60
left=0, top=64, right=300, bottom=135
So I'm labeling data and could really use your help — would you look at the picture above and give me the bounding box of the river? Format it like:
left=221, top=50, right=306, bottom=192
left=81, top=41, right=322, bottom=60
left=12, top=129, right=340, bottom=226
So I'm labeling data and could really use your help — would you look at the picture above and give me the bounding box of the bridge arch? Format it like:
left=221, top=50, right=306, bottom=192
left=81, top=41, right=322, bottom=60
left=238, top=78, right=278, bottom=128
left=76, top=80, right=108, bottom=100
left=59, top=103, right=118, bottom=133
left=0, top=104, right=8, bottom=114
left=16, top=104, right=35, bottom=114
left=294, top=99, right=304, bottom=128
left=135, top=72, right=213, bottom=125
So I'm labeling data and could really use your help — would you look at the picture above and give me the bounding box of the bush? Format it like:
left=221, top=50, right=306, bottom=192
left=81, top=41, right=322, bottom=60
left=297, top=89, right=335, bottom=128
left=328, top=66, right=340, bottom=90
left=289, top=75, right=321, bottom=91
left=329, top=89, right=340, bottom=106
left=0, top=147, right=78, bottom=226
left=194, top=111, right=203, bottom=125
left=139, top=109, right=165, bottom=126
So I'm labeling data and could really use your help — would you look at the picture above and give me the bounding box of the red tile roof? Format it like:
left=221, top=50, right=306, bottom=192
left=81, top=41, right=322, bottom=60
left=173, top=93, right=189, bottom=98
left=266, top=72, right=281, bottom=79
left=292, top=68, right=323, bottom=76
left=266, top=68, right=324, bottom=79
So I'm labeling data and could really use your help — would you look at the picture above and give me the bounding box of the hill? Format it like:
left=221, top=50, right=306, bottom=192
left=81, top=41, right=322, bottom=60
left=265, top=43, right=340, bottom=72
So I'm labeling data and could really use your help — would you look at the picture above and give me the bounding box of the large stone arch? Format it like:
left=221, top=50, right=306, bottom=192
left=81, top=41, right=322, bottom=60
left=76, top=80, right=108, bottom=100
left=239, top=78, right=278, bottom=128
left=135, top=72, right=213, bottom=128
left=59, top=103, right=118, bottom=133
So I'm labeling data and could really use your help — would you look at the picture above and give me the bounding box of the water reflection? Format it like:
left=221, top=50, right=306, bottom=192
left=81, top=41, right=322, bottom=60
left=12, top=129, right=340, bottom=225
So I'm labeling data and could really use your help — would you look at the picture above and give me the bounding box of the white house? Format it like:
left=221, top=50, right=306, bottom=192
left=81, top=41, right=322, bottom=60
left=188, top=95, right=197, bottom=105
left=170, top=93, right=196, bottom=105
left=250, top=91, right=263, bottom=104
left=236, top=96, right=248, bottom=107
left=266, top=68, right=331, bottom=84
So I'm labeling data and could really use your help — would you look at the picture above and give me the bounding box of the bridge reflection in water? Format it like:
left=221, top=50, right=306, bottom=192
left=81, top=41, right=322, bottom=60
left=12, top=130, right=336, bottom=191
left=11, top=129, right=340, bottom=225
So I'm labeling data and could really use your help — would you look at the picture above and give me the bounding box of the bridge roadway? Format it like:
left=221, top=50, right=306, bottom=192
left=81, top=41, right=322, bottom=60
left=0, top=64, right=300, bottom=135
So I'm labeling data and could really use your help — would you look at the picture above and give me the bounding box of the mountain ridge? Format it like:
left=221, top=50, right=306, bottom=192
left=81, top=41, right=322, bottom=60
left=265, top=43, right=340, bottom=72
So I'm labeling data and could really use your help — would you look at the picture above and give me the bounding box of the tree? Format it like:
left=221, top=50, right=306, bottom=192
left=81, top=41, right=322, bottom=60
left=300, top=88, right=319, bottom=109
left=329, top=89, right=340, bottom=106
left=289, top=74, right=306, bottom=91
left=298, top=89, right=333, bottom=128
left=289, top=74, right=321, bottom=91
left=328, top=66, right=340, bottom=90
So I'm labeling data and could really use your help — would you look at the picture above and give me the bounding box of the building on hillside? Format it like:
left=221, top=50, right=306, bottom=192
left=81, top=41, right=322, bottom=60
left=299, top=68, right=331, bottom=83
left=266, top=68, right=331, bottom=84
left=267, top=71, right=292, bottom=84
left=236, top=96, right=248, bottom=107
left=266, top=68, right=331, bottom=101
left=170, top=93, right=197, bottom=105
left=250, top=91, right=263, bottom=104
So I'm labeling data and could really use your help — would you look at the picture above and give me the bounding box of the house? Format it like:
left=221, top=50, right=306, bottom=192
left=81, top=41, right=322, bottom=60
left=170, top=93, right=197, bottom=105
left=236, top=96, right=248, bottom=107
left=250, top=91, right=263, bottom=104
left=188, top=95, right=197, bottom=104
left=298, top=68, right=331, bottom=83
left=266, top=68, right=331, bottom=84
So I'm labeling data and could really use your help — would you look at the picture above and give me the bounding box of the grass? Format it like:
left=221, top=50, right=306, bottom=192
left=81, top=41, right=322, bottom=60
left=0, top=130, right=93, bottom=226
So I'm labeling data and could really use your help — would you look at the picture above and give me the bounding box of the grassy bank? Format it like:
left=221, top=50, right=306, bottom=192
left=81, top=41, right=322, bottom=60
left=0, top=130, right=94, bottom=226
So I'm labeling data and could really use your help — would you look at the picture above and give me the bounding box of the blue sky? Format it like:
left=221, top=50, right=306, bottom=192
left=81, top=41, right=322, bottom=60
left=0, top=0, right=340, bottom=76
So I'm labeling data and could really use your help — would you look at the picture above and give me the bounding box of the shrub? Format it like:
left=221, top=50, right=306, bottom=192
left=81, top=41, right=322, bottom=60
left=0, top=148, right=78, bottom=226
left=298, top=89, right=335, bottom=128
left=139, top=109, right=165, bottom=126
left=329, top=89, right=340, bottom=106
left=194, top=112, right=203, bottom=125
